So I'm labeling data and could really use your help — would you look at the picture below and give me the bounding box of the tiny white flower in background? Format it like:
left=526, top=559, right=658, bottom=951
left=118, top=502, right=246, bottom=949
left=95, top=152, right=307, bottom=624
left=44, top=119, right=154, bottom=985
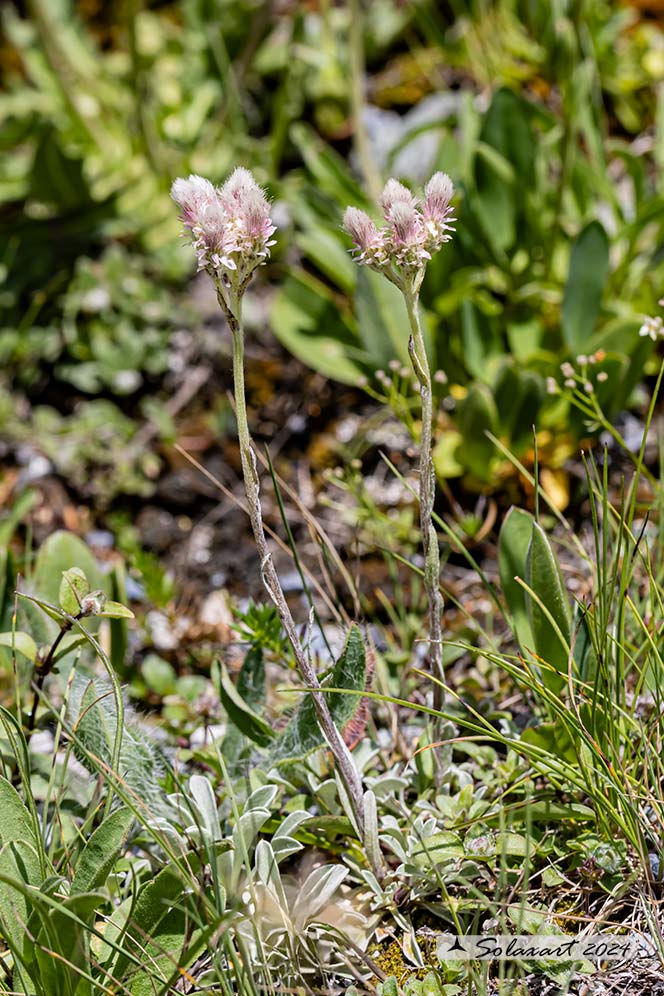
left=171, top=169, right=276, bottom=290
left=639, top=315, right=664, bottom=340
left=564, top=378, right=576, bottom=388
left=576, top=354, right=588, bottom=365
left=546, top=376, right=559, bottom=395
left=434, top=369, right=448, bottom=384
left=597, top=370, right=608, bottom=382
left=583, top=381, right=593, bottom=394
left=560, top=362, right=575, bottom=378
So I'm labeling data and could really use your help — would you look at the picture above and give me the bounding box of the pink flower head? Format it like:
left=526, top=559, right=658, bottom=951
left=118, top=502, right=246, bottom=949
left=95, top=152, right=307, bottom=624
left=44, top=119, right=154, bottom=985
left=422, top=172, right=455, bottom=251
left=219, top=166, right=258, bottom=207
left=343, top=207, right=387, bottom=266
left=380, top=178, right=418, bottom=219
left=344, top=172, right=455, bottom=282
left=171, top=169, right=276, bottom=284
left=171, top=174, right=217, bottom=226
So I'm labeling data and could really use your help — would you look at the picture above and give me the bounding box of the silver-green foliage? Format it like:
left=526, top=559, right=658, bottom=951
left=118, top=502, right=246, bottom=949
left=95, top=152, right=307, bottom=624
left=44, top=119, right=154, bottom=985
left=66, top=675, right=168, bottom=820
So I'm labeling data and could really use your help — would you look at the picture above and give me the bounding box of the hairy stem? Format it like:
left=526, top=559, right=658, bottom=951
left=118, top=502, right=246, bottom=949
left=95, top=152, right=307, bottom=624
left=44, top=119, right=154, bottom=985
left=27, top=611, right=83, bottom=735
left=219, top=285, right=368, bottom=842
left=404, top=287, right=445, bottom=710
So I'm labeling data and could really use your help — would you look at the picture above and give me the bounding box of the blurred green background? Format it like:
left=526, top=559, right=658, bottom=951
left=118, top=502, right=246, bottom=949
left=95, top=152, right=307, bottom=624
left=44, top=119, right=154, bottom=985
left=2, top=0, right=664, bottom=512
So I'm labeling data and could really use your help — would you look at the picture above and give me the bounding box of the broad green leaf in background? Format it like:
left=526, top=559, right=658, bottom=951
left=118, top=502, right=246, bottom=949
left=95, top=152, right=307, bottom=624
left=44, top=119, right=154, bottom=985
left=29, top=126, right=94, bottom=211
left=498, top=506, right=535, bottom=653
left=71, top=807, right=134, bottom=895
left=109, top=562, right=130, bottom=676
left=32, top=890, right=103, bottom=996
left=473, top=88, right=535, bottom=255
left=34, top=532, right=105, bottom=602
left=525, top=522, right=572, bottom=687
left=297, top=225, right=356, bottom=296
left=271, top=270, right=365, bottom=385
left=493, top=363, right=544, bottom=453
left=0, top=775, right=42, bottom=860
left=290, top=122, right=369, bottom=210
left=561, top=220, right=609, bottom=351
left=125, top=909, right=202, bottom=996
left=454, top=383, right=498, bottom=481
left=355, top=268, right=410, bottom=369
left=460, top=299, right=501, bottom=381
left=0, top=631, right=38, bottom=661
left=274, top=624, right=366, bottom=764
left=474, top=141, right=516, bottom=254
left=0, top=547, right=11, bottom=630
left=218, top=660, right=275, bottom=748
left=33, top=532, right=107, bottom=623
left=572, top=603, right=598, bottom=684
left=110, top=864, right=188, bottom=982
left=0, top=839, right=43, bottom=982
left=520, top=719, right=578, bottom=765
left=221, top=646, right=268, bottom=761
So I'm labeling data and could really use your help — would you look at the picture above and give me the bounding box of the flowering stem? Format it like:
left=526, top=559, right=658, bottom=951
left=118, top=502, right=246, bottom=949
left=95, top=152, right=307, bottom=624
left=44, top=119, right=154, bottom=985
left=403, top=286, right=445, bottom=710
left=220, top=285, right=369, bottom=843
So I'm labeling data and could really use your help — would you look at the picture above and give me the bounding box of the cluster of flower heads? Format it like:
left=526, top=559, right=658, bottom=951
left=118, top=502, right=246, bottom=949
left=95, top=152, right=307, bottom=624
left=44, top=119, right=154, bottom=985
left=547, top=350, right=609, bottom=396
left=171, top=168, right=276, bottom=290
left=343, top=173, right=455, bottom=280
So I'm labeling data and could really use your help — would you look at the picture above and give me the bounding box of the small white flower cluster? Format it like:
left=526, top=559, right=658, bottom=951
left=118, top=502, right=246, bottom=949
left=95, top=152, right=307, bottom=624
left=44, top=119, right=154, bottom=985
left=638, top=298, right=664, bottom=340
left=343, top=173, right=455, bottom=283
left=639, top=316, right=664, bottom=340
left=548, top=350, right=608, bottom=396
left=171, top=168, right=276, bottom=292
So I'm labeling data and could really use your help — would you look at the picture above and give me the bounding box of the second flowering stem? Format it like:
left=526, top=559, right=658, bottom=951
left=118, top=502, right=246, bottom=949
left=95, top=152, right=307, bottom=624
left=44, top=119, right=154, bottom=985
left=404, top=286, right=445, bottom=710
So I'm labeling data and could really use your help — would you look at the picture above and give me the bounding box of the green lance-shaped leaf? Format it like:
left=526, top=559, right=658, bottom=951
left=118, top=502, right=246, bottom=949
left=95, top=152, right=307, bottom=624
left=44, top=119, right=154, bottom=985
left=219, top=644, right=270, bottom=763
left=0, top=775, right=40, bottom=853
left=498, top=507, right=535, bottom=653
left=34, top=531, right=106, bottom=607
left=455, top=383, right=498, bottom=481
left=355, top=267, right=410, bottom=370
left=525, top=522, right=572, bottom=689
left=97, top=600, right=134, bottom=619
left=31, top=891, right=103, bottom=996
left=59, top=567, right=90, bottom=615
left=0, top=839, right=43, bottom=984
left=71, top=807, right=134, bottom=895
left=0, top=546, right=14, bottom=629
left=572, top=602, right=598, bottom=684
left=218, top=655, right=274, bottom=749
left=124, top=909, right=203, bottom=996
left=273, top=624, right=366, bottom=764
left=110, top=863, right=193, bottom=982
left=561, top=220, right=609, bottom=352
left=108, top=562, right=130, bottom=677
left=0, top=631, right=38, bottom=661
left=271, top=270, right=364, bottom=385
